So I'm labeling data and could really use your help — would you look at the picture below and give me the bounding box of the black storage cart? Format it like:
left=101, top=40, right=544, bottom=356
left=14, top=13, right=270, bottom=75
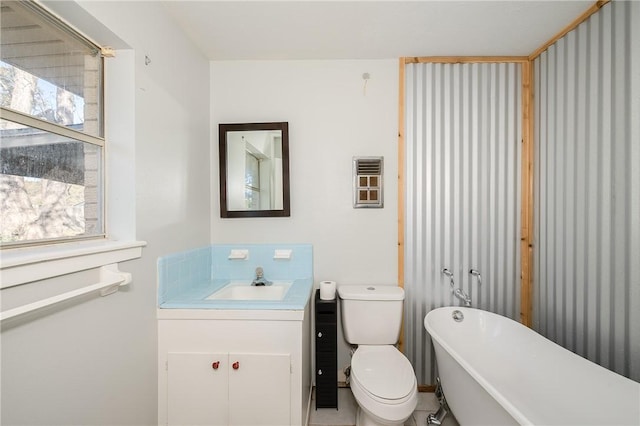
left=314, top=291, right=338, bottom=409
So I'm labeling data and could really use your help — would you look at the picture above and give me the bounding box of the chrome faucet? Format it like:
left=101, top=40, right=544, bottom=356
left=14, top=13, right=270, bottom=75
left=470, top=269, right=482, bottom=287
left=453, top=287, right=472, bottom=307
left=442, top=268, right=471, bottom=307
left=442, top=268, right=454, bottom=288
left=252, top=266, right=271, bottom=286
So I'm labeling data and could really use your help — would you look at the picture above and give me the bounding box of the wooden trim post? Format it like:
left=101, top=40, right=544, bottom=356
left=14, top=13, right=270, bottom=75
left=520, top=61, right=534, bottom=327
left=398, top=58, right=406, bottom=352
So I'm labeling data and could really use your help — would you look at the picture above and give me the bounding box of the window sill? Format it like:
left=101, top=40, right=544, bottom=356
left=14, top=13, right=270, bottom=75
left=1, top=239, right=147, bottom=289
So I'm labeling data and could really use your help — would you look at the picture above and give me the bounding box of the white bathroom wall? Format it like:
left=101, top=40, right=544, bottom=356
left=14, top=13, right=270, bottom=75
left=0, top=2, right=210, bottom=425
left=211, top=60, right=399, bottom=371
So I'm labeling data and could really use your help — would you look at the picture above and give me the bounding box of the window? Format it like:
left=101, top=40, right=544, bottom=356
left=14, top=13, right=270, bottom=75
left=244, top=150, right=260, bottom=209
left=0, top=0, right=104, bottom=246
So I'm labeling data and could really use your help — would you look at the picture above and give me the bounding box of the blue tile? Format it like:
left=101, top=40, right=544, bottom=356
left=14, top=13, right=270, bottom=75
left=158, top=244, right=313, bottom=310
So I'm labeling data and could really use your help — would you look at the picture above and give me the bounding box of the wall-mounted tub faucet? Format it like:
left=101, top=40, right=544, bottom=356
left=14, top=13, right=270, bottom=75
left=453, top=287, right=471, bottom=307
left=470, top=269, right=482, bottom=287
left=442, top=268, right=471, bottom=307
left=442, top=268, right=454, bottom=289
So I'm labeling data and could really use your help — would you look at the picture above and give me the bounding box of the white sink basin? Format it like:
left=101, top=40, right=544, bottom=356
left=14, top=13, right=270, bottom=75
left=205, top=281, right=292, bottom=301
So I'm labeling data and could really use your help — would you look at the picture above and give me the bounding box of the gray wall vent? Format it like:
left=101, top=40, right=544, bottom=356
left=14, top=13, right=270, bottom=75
left=353, top=156, right=383, bottom=208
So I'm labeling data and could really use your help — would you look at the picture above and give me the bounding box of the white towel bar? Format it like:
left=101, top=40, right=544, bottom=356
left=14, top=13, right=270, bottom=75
left=0, top=264, right=131, bottom=322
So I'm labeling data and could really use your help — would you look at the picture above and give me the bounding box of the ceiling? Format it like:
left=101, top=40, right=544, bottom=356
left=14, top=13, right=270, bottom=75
left=162, top=1, right=593, bottom=61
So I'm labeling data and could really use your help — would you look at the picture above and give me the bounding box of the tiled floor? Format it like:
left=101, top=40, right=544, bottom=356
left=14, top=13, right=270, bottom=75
left=309, top=387, right=459, bottom=426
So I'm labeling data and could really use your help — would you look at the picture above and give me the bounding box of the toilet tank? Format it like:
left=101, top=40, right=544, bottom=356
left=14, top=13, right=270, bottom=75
left=338, top=285, right=405, bottom=345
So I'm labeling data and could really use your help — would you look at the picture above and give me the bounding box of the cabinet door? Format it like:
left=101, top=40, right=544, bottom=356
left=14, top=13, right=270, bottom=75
left=167, top=352, right=228, bottom=426
left=315, top=322, right=337, bottom=352
left=229, top=353, right=291, bottom=426
left=315, top=354, right=338, bottom=408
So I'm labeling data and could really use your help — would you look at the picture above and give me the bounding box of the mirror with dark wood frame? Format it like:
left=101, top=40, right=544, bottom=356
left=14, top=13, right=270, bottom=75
left=218, top=122, right=290, bottom=218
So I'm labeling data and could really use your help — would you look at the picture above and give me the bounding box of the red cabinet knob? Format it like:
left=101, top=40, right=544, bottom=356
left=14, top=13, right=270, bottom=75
left=232, top=361, right=240, bottom=370
left=212, top=361, right=220, bottom=370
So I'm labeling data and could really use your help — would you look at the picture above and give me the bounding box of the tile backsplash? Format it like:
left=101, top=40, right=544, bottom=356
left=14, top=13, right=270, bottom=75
left=157, top=244, right=313, bottom=306
left=211, top=244, right=313, bottom=281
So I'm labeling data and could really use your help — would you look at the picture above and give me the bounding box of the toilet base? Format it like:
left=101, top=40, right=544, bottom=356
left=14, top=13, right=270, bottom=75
left=355, top=405, right=409, bottom=426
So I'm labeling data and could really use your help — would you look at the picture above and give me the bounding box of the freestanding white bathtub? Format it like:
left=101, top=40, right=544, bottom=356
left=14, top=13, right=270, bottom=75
left=424, top=307, right=640, bottom=426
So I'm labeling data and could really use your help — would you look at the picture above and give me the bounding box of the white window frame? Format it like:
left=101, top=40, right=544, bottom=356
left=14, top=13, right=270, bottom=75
left=1, top=0, right=107, bottom=248
left=0, top=3, right=144, bottom=305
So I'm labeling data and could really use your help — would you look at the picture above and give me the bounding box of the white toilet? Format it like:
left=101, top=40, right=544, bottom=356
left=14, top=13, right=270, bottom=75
left=338, top=285, right=418, bottom=426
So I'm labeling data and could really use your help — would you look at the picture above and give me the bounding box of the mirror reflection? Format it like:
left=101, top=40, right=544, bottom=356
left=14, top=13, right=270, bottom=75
left=219, top=122, right=290, bottom=218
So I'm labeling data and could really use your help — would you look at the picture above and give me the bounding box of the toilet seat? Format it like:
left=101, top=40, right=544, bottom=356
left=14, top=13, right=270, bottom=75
left=351, top=345, right=417, bottom=402
left=349, top=345, right=418, bottom=425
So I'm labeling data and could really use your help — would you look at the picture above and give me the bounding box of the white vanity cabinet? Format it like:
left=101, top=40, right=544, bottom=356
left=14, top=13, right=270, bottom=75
left=158, top=308, right=311, bottom=426
left=167, top=352, right=290, bottom=425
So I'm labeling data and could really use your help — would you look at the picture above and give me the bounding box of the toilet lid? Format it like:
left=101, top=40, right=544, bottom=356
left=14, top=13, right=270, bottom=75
left=351, top=346, right=416, bottom=401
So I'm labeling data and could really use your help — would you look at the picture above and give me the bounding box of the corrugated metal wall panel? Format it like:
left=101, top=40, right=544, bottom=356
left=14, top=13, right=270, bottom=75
left=404, top=62, right=522, bottom=385
left=533, top=0, right=640, bottom=381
